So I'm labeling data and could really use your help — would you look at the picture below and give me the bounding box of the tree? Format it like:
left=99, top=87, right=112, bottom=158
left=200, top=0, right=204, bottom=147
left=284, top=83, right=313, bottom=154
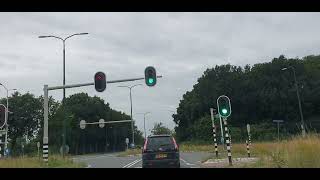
left=173, top=55, right=320, bottom=142
left=151, top=122, right=172, bottom=135
left=0, top=92, right=42, bottom=155
left=48, top=92, right=144, bottom=154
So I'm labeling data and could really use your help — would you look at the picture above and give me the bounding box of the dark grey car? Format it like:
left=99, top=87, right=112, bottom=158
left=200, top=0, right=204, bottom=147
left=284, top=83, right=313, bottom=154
left=142, top=135, right=180, bottom=168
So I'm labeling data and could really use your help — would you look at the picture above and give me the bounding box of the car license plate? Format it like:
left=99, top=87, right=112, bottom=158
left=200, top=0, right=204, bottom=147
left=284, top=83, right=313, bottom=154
left=156, top=153, right=167, bottom=159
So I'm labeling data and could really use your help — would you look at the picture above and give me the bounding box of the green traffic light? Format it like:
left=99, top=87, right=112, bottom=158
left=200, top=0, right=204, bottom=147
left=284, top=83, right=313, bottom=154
left=222, top=108, right=228, bottom=114
left=148, top=78, right=154, bottom=84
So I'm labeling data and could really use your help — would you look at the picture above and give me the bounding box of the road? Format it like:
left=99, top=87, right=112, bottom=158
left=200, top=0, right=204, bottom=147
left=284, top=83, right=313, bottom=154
left=73, top=152, right=213, bottom=168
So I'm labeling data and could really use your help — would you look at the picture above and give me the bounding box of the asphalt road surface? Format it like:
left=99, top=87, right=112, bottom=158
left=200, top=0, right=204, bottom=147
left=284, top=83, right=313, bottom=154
left=73, top=152, right=213, bottom=168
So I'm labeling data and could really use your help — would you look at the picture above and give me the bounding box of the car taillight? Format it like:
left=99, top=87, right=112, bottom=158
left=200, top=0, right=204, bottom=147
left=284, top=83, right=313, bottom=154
left=143, top=138, right=148, bottom=152
left=172, top=137, right=178, bottom=150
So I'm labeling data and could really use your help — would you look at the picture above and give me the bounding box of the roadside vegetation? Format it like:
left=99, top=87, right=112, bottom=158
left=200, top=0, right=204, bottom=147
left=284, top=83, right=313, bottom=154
left=0, top=154, right=86, bottom=168
left=180, top=134, right=320, bottom=168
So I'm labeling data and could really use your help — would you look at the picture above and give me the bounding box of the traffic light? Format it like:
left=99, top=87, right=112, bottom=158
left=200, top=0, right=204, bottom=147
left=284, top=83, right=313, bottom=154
left=0, top=104, right=6, bottom=128
left=217, top=95, right=231, bottom=118
left=144, top=66, right=157, bottom=86
left=94, top=72, right=106, bottom=92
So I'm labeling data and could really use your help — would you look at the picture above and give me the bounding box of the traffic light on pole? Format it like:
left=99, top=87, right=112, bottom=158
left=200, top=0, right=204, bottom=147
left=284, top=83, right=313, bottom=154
left=217, top=95, right=231, bottom=118
left=144, top=66, right=157, bottom=87
left=0, top=104, right=6, bottom=128
left=94, top=72, right=106, bottom=92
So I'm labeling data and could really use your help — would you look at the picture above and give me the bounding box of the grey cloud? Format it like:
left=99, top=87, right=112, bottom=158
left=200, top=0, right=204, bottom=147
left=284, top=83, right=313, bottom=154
left=1, top=12, right=320, bottom=133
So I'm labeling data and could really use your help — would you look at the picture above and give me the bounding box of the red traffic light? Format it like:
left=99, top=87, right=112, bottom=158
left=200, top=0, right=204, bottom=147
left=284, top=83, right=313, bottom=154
left=94, top=72, right=106, bottom=92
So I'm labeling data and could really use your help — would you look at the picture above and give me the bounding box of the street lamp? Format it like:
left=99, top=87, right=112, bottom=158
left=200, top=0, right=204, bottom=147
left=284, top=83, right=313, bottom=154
left=281, top=66, right=306, bottom=137
left=0, top=83, right=17, bottom=156
left=39, top=33, right=89, bottom=157
left=136, top=112, right=151, bottom=140
left=118, top=84, right=142, bottom=147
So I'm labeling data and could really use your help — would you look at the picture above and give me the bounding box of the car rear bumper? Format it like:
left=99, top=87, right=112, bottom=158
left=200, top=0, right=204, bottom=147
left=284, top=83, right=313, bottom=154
left=142, top=158, right=180, bottom=168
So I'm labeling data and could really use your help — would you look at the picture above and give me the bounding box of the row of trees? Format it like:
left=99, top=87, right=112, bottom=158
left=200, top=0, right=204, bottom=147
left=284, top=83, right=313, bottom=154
left=1, top=92, right=144, bottom=156
left=173, top=55, right=320, bottom=143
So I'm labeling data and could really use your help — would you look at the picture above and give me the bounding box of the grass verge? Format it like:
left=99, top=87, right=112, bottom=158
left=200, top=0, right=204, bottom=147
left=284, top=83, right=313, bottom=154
left=181, top=134, right=320, bottom=168
left=0, top=154, right=86, bottom=168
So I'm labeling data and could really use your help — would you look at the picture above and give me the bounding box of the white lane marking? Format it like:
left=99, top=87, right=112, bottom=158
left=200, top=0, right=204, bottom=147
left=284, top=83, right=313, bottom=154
left=123, top=159, right=140, bottom=168
left=123, top=159, right=142, bottom=168
left=180, top=158, right=196, bottom=166
left=135, top=166, right=142, bottom=168
left=127, top=159, right=142, bottom=168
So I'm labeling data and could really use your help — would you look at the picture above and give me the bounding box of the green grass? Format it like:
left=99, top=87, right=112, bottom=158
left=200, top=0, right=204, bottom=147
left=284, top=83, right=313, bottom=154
left=181, top=134, right=320, bottom=168
left=0, top=155, right=86, bottom=168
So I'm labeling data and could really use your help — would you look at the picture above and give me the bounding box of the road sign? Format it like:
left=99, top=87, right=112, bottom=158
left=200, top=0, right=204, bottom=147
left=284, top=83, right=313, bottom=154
left=99, top=119, right=105, bottom=128
left=125, top=138, right=129, bottom=144
left=37, top=142, right=40, bottom=148
left=217, top=95, right=231, bottom=118
left=80, top=120, right=86, bottom=129
left=247, top=124, right=250, bottom=134
left=0, top=104, right=6, bottom=128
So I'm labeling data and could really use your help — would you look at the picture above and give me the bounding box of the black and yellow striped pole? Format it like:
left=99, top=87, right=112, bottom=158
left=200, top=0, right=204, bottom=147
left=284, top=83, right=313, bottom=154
left=210, top=108, right=218, bottom=158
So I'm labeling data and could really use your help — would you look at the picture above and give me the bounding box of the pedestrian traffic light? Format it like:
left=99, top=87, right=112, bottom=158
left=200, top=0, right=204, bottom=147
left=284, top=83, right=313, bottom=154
left=0, top=104, right=6, bottom=128
left=144, top=66, right=157, bottom=86
left=217, top=95, right=231, bottom=118
left=94, top=72, right=106, bottom=92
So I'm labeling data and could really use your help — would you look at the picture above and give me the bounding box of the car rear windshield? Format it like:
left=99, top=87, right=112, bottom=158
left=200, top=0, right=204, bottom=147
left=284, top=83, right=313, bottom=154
left=146, top=136, right=175, bottom=150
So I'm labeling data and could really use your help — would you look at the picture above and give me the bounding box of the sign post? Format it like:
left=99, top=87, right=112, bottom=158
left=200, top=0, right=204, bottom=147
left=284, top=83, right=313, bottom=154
left=210, top=108, right=218, bottom=158
left=273, top=120, right=284, bottom=142
left=125, top=138, right=129, bottom=150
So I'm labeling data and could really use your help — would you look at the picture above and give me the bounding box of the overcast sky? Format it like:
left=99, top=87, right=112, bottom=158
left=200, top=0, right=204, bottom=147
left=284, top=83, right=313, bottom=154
left=1, top=12, right=320, bottom=136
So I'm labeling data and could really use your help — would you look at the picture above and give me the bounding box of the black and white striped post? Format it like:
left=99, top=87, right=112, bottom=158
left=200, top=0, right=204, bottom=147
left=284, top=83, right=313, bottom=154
left=43, top=85, right=49, bottom=164
left=246, top=140, right=250, bottom=157
left=246, top=123, right=251, bottom=147
left=210, top=108, right=218, bottom=158
left=43, top=143, right=48, bottom=163
left=223, top=118, right=232, bottom=166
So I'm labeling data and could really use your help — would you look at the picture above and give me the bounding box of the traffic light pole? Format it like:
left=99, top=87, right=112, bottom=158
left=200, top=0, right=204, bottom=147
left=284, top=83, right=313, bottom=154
left=42, top=75, right=162, bottom=163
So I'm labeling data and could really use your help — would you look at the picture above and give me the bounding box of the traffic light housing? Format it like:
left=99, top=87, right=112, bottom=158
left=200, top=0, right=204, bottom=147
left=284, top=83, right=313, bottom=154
left=94, top=72, right=106, bottom=92
left=0, top=104, right=6, bottom=128
left=145, top=66, right=157, bottom=86
left=217, top=95, right=231, bottom=118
